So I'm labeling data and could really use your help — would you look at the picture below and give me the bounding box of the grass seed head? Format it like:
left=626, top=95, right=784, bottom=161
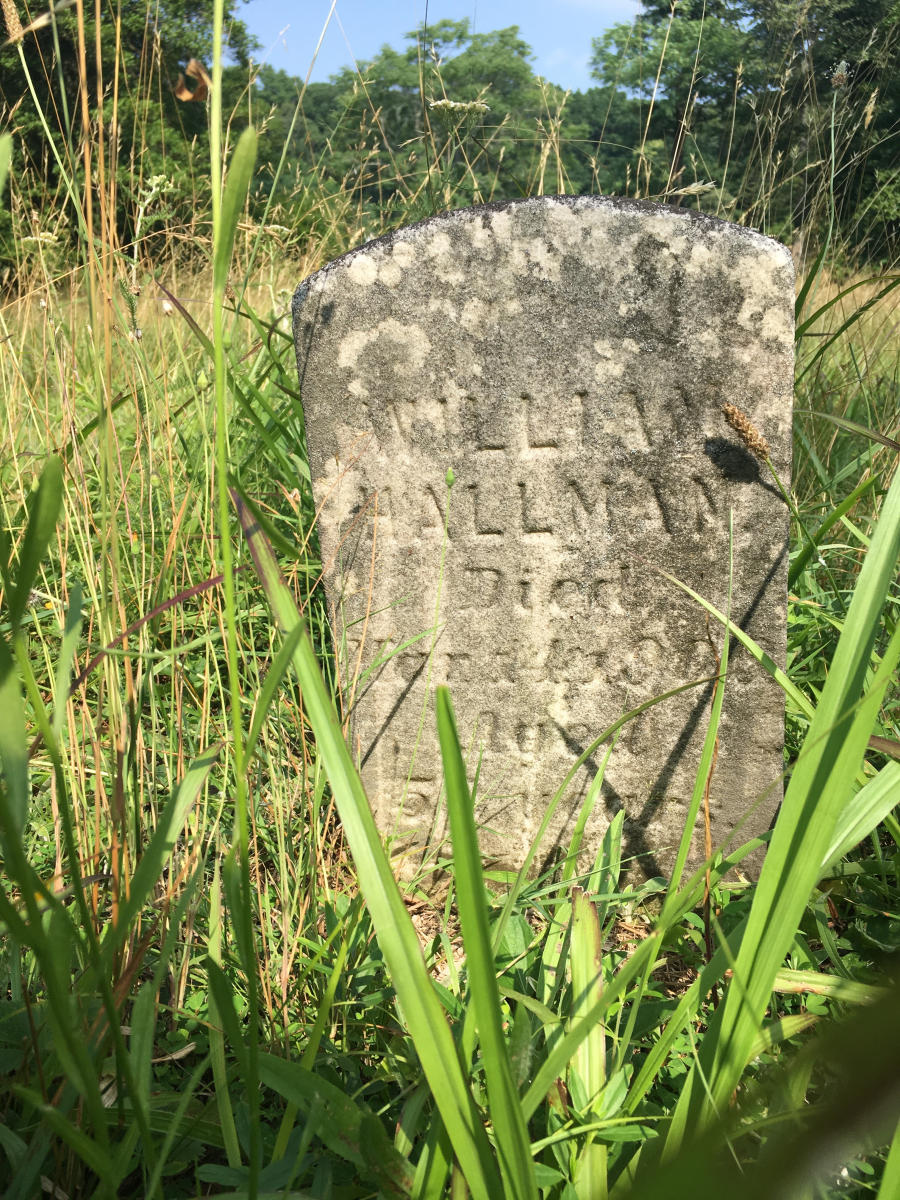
left=1, top=0, right=23, bottom=42
left=831, top=60, right=850, bottom=88
left=722, top=402, right=771, bottom=461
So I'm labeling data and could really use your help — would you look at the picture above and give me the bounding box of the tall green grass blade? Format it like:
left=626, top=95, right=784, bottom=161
left=570, top=887, right=607, bottom=1200
left=412, top=1120, right=456, bottom=1200
left=234, top=489, right=502, bottom=1200
left=794, top=420, right=831, bottom=492
left=210, top=33, right=260, bottom=1186
left=592, top=809, right=625, bottom=934
left=878, top=1120, right=900, bottom=1200
left=258, top=1053, right=416, bottom=1197
left=14, top=1088, right=118, bottom=1188
left=207, top=957, right=250, bottom=1081
left=6, top=1101, right=57, bottom=1197
left=795, top=272, right=897, bottom=337
left=795, top=275, right=900, bottom=383
left=821, top=762, right=900, bottom=874
left=788, top=474, right=878, bottom=588
left=215, top=127, right=258, bottom=297
left=0, top=1122, right=25, bottom=1173
left=208, top=858, right=243, bottom=1169
left=231, top=484, right=303, bottom=562
left=795, top=409, right=900, bottom=453
left=772, top=968, right=889, bottom=1005
left=621, top=986, right=900, bottom=1200
left=657, top=571, right=814, bottom=717
left=222, top=846, right=256, bottom=992
left=436, top=686, right=538, bottom=1200
left=394, top=1084, right=430, bottom=1159
left=130, top=982, right=157, bottom=1105
left=103, top=742, right=222, bottom=956
left=51, top=582, right=82, bottom=745
left=0, top=133, right=10, bottom=198
left=659, top=465, right=900, bottom=1156
left=144, top=1054, right=214, bottom=1198
left=2, top=456, right=63, bottom=633
left=560, top=746, right=614, bottom=886
left=0, top=637, right=28, bottom=845
left=794, top=240, right=830, bottom=325
left=746, top=1012, right=820, bottom=1059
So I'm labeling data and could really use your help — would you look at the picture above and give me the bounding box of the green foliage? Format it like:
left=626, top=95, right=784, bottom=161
left=262, top=18, right=566, bottom=222
left=0, top=0, right=254, bottom=274
left=1, top=1, right=899, bottom=1196
left=3, top=2, right=900, bottom=278
left=587, top=0, right=900, bottom=234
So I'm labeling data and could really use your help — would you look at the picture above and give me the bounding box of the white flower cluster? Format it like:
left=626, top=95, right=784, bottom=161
left=21, top=232, right=59, bottom=246
left=143, top=174, right=174, bottom=197
left=428, top=99, right=489, bottom=116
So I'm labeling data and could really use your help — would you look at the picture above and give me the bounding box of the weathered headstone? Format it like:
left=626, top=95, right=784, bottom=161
left=293, top=196, right=793, bottom=879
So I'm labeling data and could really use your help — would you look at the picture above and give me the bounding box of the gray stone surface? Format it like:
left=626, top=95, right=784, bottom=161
left=293, top=195, right=794, bottom=879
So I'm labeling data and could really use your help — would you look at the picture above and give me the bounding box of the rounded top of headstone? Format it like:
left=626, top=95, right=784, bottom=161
left=293, top=194, right=791, bottom=312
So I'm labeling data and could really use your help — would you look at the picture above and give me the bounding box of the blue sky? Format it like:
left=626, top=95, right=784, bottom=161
left=243, top=1, right=640, bottom=92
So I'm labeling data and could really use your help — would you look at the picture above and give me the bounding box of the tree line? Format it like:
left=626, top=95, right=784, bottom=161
left=1, top=0, right=897, bottom=282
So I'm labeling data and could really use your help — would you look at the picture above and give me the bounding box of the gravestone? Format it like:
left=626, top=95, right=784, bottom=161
left=293, top=195, right=793, bottom=879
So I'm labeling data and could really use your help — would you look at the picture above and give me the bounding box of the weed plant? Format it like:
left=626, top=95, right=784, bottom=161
left=0, top=3, right=898, bottom=1198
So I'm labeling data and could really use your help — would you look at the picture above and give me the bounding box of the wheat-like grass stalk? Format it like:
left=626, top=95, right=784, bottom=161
left=721, top=401, right=771, bottom=461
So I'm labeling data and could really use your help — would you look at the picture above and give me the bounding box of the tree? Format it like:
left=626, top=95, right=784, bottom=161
left=252, top=18, right=567, bottom=225
left=589, top=1, right=760, bottom=196
left=749, top=1, right=900, bottom=250
left=0, top=0, right=256, bottom=274
left=586, top=0, right=900, bottom=253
